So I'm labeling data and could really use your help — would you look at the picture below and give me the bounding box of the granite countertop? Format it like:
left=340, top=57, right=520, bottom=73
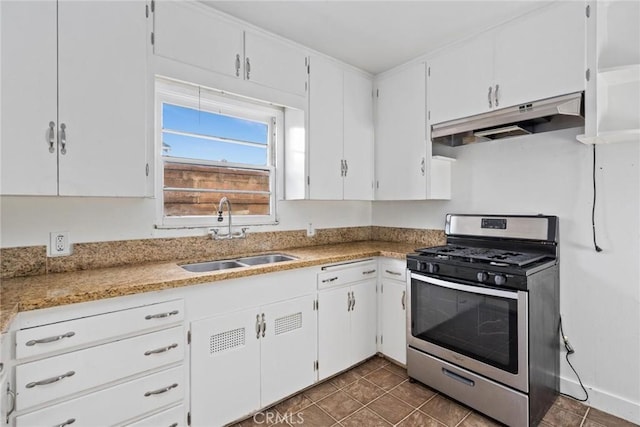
left=0, top=241, right=417, bottom=333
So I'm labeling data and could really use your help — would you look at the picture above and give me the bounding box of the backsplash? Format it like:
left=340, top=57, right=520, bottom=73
left=0, top=226, right=444, bottom=279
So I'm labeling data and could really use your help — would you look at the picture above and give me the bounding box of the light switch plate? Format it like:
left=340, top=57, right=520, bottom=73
left=49, top=231, right=72, bottom=257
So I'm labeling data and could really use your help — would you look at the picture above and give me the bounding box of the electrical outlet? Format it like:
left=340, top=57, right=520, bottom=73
left=307, top=222, right=315, bottom=237
left=49, top=232, right=72, bottom=257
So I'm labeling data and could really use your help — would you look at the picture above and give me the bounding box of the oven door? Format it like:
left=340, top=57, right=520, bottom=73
left=407, top=272, right=528, bottom=393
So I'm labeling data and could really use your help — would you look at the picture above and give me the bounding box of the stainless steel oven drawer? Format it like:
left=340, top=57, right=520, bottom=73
left=407, top=347, right=529, bottom=427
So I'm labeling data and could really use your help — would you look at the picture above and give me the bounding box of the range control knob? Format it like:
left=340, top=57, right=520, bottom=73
left=418, top=262, right=428, bottom=271
left=494, top=274, right=507, bottom=286
left=476, top=272, right=488, bottom=282
left=426, top=263, right=439, bottom=274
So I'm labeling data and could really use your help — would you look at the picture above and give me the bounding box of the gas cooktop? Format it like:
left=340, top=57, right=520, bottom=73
left=414, top=245, right=548, bottom=267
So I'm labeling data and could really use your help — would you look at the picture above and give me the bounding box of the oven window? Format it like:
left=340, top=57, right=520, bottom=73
left=411, top=279, right=519, bottom=374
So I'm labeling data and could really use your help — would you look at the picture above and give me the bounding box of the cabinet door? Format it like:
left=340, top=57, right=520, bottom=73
left=308, top=56, right=344, bottom=200
left=374, top=63, right=427, bottom=200
left=349, top=280, right=378, bottom=365
left=380, top=280, right=407, bottom=365
left=190, top=309, right=261, bottom=427
left=244, top=31, right=308, bottom=97
left=494, top=2, right=585, bottom=109
left=154, top=1, right=243, bottom=79
left=0, top=0, right=58, bottom=195
left=428, top=36, right=494, bottom=124
left=57, top=1, right=148, bottom=197
left=343, top=70, right=374, bottom=201
left=318, top=287, right=351, bottom=380
left=261, top=295, right=317, bottom=407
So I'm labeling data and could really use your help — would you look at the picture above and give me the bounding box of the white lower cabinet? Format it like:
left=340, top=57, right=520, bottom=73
left=190, top=294, right=316, bottom=426
left=16, top=366, right=185, bottom=427
left=317, top=261, right=378, bottom=380
left=379, top=259, right=408, bottom=365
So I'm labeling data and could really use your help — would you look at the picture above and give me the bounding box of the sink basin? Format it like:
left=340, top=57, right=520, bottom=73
left=180, top=260, right=247, bottom=273
left=180, top=253, right=297, bottom=272
left=236, top=254, right=298, bottom=266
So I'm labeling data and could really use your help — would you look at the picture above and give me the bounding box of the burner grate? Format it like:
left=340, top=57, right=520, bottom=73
left=416, top=245, right=547, bottom=267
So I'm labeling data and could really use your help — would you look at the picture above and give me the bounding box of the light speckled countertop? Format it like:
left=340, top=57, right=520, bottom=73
left=0, top=241, right=417, bottom=333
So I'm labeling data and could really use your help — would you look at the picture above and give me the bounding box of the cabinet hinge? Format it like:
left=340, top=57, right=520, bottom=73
left=375, top=336, right=378, bottom=344
left=376, top=89, right=379, bottom=98
left=307, top=176, right=310, bottom=186
left=145, top=163, right=149, bottom=177
left=150, top=32, right=155, bottom=45
left=376, top=180, right=379, bottom=189
left=187, top=330, right=191, bottom=344
left=381, top=283, right=384, bottom=293
left=187, top=411, right=191, bottom=426
left=586, top=68, right=591, bottom=82
left=586, top=4, right=590, bottom=18
left=381, top=335, right=383, bottom=345
left=428, top=66, right=431, bottom=77
left=428, top=111, right=431, bottom=121
left=151, top=0, right=155, bottom=12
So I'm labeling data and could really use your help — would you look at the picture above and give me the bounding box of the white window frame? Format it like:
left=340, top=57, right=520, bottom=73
left=155, top=78, right=282, bottom=228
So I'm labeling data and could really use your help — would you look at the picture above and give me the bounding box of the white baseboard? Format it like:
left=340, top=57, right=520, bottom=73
left=560, top=376, right=640, bottom=425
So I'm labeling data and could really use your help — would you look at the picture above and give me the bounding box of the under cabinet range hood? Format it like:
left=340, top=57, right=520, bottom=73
left=432, top=92, right=584, bottom=146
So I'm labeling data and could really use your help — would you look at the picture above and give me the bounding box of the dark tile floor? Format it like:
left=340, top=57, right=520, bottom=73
left=233, top=356, right=638, bottom=427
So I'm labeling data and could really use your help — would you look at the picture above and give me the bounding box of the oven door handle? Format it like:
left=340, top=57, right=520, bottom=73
left=410, top=273, right=518, bottom=300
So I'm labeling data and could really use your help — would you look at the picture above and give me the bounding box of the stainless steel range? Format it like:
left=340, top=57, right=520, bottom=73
left=406, top=214, right=559, bottom=427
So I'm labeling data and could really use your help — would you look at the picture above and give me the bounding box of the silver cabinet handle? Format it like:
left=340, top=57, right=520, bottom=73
left=245, top=57, right=251, bottom=80
left=362, top=269, right=376, bottom=275
left=168, top=424, right=178, bottom=427
left=26, top=371, right=75, bottom=388
left=26, top=331, right=75, bottom=346
left=351, top=291, right=356, bottom=310
left=261, top=313, right=266, bottom=338
left=48, top=121, right=56, bottom=153
left=144, top=382, right=178, bottom=397
left=54, top=418, right=76, bottom=427
left=401, top=290, right=406, bottom=310
left=144, top=343, right=178, bottom=356
left=487, top=86, right=493, bottom=108
left=420, top=157, right=425, bottom=176
left=347, top=291, right=352, bottom=312
left=494, top=84, right=500, bottom=107
left=344, top=159, right=348, bottom=176
left=385, top=269, right=402, bottom=276
left=235, top=53, right=241, bottom=77
left=340, top=159, right=345, bottom=177
left=256, top=314, right=261, bottom=339
left=59, top=123, right=67, bottom=155
left=145, top=310, right=179, bottom=320
left=322, top=277, right=338, bottom=283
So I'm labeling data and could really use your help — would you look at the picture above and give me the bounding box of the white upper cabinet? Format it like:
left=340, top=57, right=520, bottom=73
left=493, top=1, right=586, bottom=109
left=429, top=2, right=586, bottom=125
left=153, top=1, right=244, bottom=79
left=244, top=32, right=308, bottom=97
left=1, top=1, right=150, bottom=197
left=153, top=2, right=308, bottom=97
left=1, top=0, right=58, bottom=195
left=308, top=56, right=374, bottom=200
left=428, top=37, right=494, bottom=125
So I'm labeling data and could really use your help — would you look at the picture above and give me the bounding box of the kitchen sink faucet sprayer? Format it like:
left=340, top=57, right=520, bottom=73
left=210, top=196, right=248, bottom=240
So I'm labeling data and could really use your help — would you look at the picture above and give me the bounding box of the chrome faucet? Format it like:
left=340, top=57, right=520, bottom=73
left=211, top=196, right=248, bottom=240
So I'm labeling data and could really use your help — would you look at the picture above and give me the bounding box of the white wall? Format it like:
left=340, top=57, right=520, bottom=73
left=0, top=198, right=372, bottom=247
left=373, top=128, right=640, bottom=423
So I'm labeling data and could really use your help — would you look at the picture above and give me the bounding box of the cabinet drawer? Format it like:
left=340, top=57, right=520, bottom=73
left=318, top=260, right=377, bottom=289
left=124, top=404, right=185, bottom=427
left=380, top=259, right=407, bottom=282
left=16, top=299, right=184, bottom=360
left=16, top=326, right=184, bottom=411
left=16, top=366, right=184, bottom=427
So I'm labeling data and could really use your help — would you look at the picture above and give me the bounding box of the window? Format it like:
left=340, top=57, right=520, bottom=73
left=157, top=79, right=282, bottom=227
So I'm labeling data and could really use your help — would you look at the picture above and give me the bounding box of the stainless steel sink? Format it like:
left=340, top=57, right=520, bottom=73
left=180, top=253, right=297, bottom=272
left=236, top=254, right=297, bottom=266
left=180, top=260, right=247, bottom=273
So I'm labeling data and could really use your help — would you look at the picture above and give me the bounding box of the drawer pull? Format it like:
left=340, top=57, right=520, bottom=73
left=322, top=276, right=338, bottom=283
left=362, top=269, right=377, bottom=275
left=26, top=371, right=75, bottom=388
left=144, top=343, right=178, bottom=356
left=54, top=418, right=76, bottom=427
left=26, top=331, right=75, bottom=346
left=385, top=269, right=402, bottom=276
left=169, top=424, right=178, bottom=427
left=401, top=290, right=406, bottom=310
left=144, top=382, right=178, bottom=397
left=145, top=310, right=179, bottom=320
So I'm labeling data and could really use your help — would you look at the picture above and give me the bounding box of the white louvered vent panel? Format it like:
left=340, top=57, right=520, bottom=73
left=274, top=312, right=302, bottom=336
left=210, top=327, right=245, bottom=354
